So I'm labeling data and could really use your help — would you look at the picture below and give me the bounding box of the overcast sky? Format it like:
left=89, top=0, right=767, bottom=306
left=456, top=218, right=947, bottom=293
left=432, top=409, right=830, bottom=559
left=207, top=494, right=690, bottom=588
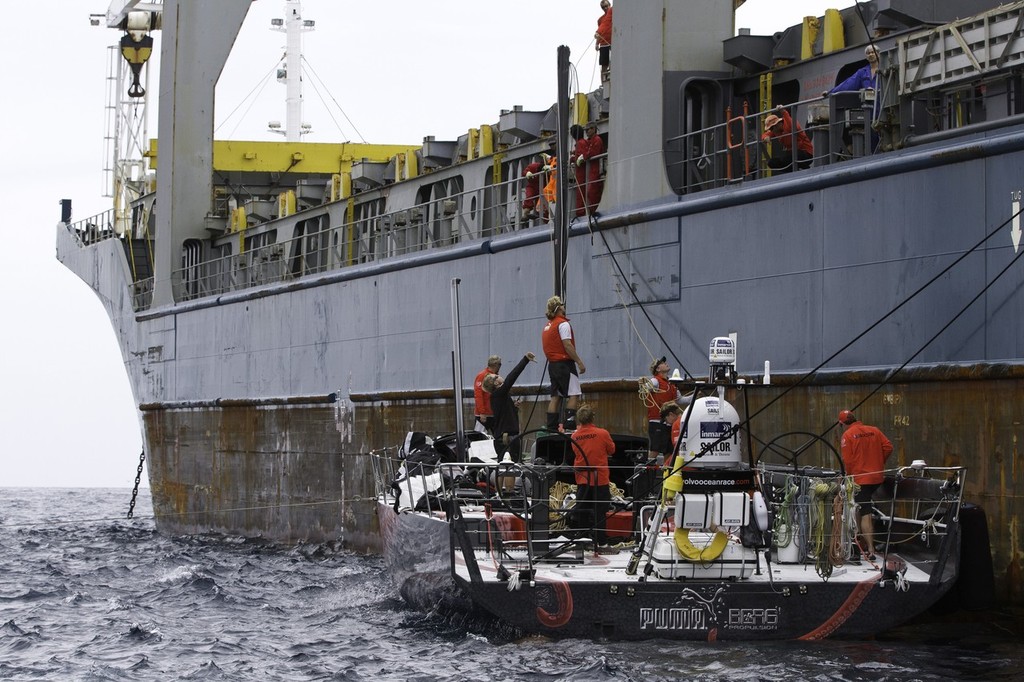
left=1, top=0, right=839, bottom=488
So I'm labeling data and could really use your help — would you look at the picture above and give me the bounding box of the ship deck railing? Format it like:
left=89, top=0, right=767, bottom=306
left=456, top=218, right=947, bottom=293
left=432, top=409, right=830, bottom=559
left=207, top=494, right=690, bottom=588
left=165, top=160, right=602, bottom=308
left=666, top=96, right=842, bottom=195
left=371, top=447, right=965, bottom=572
left=71, top=86, right=1024, bottom=309
left=66, top=207, right=118, bottom=247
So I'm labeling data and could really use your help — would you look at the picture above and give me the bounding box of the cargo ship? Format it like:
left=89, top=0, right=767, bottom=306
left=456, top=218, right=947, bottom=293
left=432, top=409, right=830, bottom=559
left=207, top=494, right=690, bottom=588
left=58, top=0, right=1022, bottom=603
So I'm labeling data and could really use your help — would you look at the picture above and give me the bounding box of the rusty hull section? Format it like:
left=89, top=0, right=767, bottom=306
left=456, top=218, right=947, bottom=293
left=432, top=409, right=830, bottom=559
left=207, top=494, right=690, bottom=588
left=141, top=372, right=1022, bottom=604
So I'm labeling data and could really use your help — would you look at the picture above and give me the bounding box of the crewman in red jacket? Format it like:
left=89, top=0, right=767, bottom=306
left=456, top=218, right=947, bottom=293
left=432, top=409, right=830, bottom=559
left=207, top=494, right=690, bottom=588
left=762, top=107, right=814, bottom=173
left=595, top=0, right=612, bottom=82
left=571, top=403, right=616, bottom=551
left=521, top=153, right=549, bottom=221
left=473, top=355, right=501, bottom=433
left=571, top=122, right=604, bottom=217
left=839, top=410, right=894, bottom=559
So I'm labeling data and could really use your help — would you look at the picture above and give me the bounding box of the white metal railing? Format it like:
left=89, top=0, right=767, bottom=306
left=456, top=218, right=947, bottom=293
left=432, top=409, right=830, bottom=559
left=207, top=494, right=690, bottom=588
left=166, top=164, right=603, bottom=305
left=667, top=98, right=836, bottom=194
left=67, top=208, right=118, bottom=246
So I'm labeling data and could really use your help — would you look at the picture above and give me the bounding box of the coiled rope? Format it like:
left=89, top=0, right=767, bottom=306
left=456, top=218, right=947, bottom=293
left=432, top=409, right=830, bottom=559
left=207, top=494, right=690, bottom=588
left=637, top=376, right=659, bottom=410
left=809, top=479, right=843, bottom=579
left=772, top=476, right=799, bottom=549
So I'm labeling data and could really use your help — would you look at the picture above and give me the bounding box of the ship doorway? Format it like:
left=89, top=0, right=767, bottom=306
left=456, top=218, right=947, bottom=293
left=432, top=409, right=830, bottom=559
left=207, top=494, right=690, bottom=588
left=347, top=199, right=386, bottom=264
left=668, top=78, right=722, bottom=194
left=290, top=215, right=329, bottom=277
left=483, top=165, right=512, bottom=237
left=181, top=239, right=203, bottom=300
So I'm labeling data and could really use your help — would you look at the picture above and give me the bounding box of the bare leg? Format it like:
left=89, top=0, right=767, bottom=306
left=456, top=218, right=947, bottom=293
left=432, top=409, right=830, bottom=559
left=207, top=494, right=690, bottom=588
left=859, top=510, right=875, bottom=553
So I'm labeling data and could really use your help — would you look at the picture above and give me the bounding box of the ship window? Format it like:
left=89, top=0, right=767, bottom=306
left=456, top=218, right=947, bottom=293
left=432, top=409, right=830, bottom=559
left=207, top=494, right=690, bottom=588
left=244, top=229, right=277, bottom=252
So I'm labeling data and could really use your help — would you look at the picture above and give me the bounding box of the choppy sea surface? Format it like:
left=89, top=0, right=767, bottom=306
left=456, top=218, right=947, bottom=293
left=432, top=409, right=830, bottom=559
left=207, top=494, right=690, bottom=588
left=1, top=487, right=1020, bottom=681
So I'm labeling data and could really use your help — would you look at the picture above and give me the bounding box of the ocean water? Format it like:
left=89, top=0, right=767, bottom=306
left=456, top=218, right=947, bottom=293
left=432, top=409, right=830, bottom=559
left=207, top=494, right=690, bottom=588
left=1, top=488, right=1020, bottom=681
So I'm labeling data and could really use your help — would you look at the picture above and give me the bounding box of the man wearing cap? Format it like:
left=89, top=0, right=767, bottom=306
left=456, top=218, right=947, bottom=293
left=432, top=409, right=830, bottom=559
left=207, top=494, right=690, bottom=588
left=761, top=107, right=814, bottom=172
left=482, top=352, right=536, bottom=461
left=474, top=355, right=501, bottom=433
left=570, top=403, right=616, bottom=551
left=542, top=295, right=585, bottom=430
left=838, top=410, right=894, bottom=559
left=645, top=357, right=686, bottom=460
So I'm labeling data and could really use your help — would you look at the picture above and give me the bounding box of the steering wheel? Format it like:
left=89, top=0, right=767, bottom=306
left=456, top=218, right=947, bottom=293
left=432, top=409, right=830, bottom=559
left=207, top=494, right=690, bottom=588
left=756, top=430, right=844, bottom=474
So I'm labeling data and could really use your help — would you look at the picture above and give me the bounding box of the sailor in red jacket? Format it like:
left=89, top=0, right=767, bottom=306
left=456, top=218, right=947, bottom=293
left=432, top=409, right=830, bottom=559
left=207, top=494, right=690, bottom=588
left=521, top=153, right=549, bottom=221
left=473, top=355, right=501, bottom=433
left=595, top=0, right=612, bottom=81
left=839, top=409, right=894, bottom=559
left=570, top=403, right=615, bottom=550
left=645, top=357, right=687, bottom=459
left=571, top=122, right=604, bottom=218
left=761, top=107, right=814, bottom=173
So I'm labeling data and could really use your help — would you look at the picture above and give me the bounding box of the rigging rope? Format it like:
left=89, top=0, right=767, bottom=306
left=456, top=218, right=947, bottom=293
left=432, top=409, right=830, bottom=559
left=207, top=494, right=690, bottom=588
left=732, top=202, right=1024, bottom=450
left=581, top=203, right=695, bottom=379
left=637, top=376, right=659, bottom=409
left=215, top=62, right=278, bottom=138
left=301, top=57, right=367, bottom=143
left=809, top=479, right=844, bottom=579
left=772, top=476, right=798, bottom=548
left=829, top=485, right=849, bottom=566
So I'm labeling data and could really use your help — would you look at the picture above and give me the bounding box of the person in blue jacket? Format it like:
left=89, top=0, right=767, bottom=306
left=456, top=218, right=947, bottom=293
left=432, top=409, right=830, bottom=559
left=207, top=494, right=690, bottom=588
left=823, top=45, right=880, bottom=153
left=827, top=45, right=879, bottom=95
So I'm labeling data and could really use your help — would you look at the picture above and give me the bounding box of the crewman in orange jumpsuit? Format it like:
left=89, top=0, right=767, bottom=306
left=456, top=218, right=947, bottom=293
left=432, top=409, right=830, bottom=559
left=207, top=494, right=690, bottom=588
left=542, top=155, right=558, bottom=220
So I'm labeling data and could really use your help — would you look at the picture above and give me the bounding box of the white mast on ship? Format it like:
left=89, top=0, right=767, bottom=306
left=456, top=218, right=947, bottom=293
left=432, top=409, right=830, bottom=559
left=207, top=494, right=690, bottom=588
left=269, top=0, right=314, bottom=142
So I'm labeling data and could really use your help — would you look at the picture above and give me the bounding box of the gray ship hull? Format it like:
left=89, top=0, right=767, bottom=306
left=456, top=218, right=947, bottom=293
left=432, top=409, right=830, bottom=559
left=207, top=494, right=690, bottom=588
left=57, top=0, right=1023, bottom=605
left=56, top=127, right=1024, bottom=555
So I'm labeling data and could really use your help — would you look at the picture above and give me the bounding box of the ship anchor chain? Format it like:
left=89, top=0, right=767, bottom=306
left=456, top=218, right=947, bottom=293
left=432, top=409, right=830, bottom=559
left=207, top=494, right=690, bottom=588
left=126, top=449, right=146, bottom=519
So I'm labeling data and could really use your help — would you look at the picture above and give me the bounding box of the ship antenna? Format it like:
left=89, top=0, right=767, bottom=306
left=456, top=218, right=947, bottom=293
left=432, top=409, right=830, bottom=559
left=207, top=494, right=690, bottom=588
left=269, top=0, right=315, bottom=141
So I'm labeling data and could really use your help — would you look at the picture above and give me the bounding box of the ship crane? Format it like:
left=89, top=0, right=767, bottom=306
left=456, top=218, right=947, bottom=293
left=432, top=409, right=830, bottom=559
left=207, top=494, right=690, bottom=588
left=93, top=0, right=164, bottom=236
left=103, top=0, right=162, bottom=28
